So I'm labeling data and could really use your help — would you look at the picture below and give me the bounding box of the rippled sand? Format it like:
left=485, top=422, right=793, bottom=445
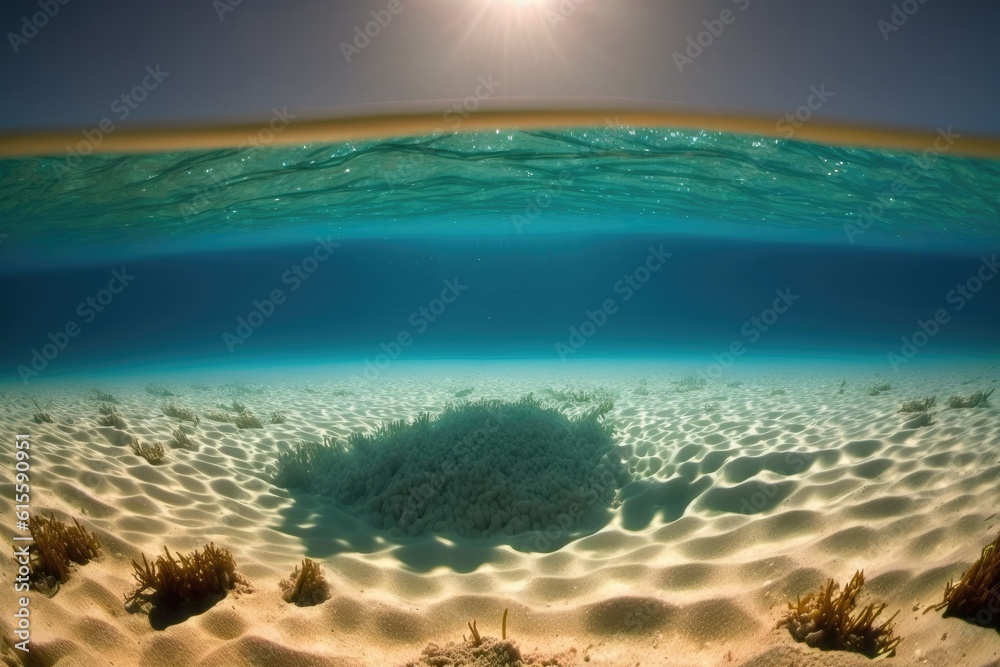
left=1, top=360, right=998, bottom=666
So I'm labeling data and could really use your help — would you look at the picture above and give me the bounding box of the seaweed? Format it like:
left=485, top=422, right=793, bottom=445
left=276, top=395, right=624, bottom=540
left=634, top=379, right=650, bottom=396
left=405, top=609, right=531, bottom=667
left=124, top=542, right=250, bottom=612
left=89, top=388, right=118, bottom=403
left=899, top=395, right=936, bottom=413
left=31, top=399, right=53, bottom=424
left=144, top=383, right=176, bottom=397
left=28, top=514, right=101, bottom=589
left=947, top=388, right=995, bottom=409
left=454, top=388, right=475, bottom=398
left=779, top=570, right=901, bottom=659
left=233, top=411, right=264, bottom=429
left=866, top=381, right=893, bottom=396
left=97, top=405, right=127, bottom=429
left=279, top=558, right=330, bottom=606
left=162, top=402, right=201, bottom=425
left=671, top=375, right=707, bottom=393
left=203, top=409, right=233, bottom=423
left=925, top=530, right=1000, bottom=628
left=171, top=427, right=195, bottom=450
left=543, top=387, right=618, bottom=403
left=129, top=436, right=165, bottom=464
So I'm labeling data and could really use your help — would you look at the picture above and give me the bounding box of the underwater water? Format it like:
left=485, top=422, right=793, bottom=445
left=2, top=127, right=1000, bottom=666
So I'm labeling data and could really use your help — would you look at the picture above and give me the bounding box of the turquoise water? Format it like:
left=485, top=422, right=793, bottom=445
left=1, top=127, right=998, bottom=379
left=2, top=127, right=999, bottom=271
left=3, top=125, right=1000, bottom=664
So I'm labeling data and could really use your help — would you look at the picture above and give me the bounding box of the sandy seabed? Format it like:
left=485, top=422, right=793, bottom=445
left=1, top=359, right=998, bottom=667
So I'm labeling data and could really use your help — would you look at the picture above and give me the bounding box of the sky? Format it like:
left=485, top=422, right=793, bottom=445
left=1, top=0, right=998, bottom=136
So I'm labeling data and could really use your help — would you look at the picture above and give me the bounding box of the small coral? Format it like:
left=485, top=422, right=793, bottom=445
left=404, top=609, right=579, bottom=667
left=947, top=388, right=994, bottom=409
left=28, top=514, right=101, bottom=588
left=31, top=398, right=53, bottom=424
left=124, top=542, right=250, bottom=611
left=162, top=402, right=201, bottom=425
left=780, top=570, right=901, bottom=659
left=279, top=558, right=330, bottom=606
left=144, top=383, right=176, bottom=397
left=129, top=437, right=165, bottom=464
left=866, top=381, right=893, bottom=396
left=233, top=411, right=264, bottom=429
left=900, top=396, right=936, bottom=413
left=89, top=389, right=118, bottom=403
left=98, top=405, right=127, bottom=429
left=926, top=530, right=1000, bottom=628
left=171, top=427, right=195, bottom=450
left=269, top=411, right=286, bottom=424
left=454, top=388, right=475, bottom=398
left=204, top=409, right=233, bottom=423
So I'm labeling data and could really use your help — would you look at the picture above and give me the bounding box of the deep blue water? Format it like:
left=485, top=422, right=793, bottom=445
left=3, top=234, right=998, bottom=382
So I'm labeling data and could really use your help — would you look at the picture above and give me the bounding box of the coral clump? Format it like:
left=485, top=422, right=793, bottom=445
left=926, top=530, right=1000, bottom=627
left=275, top=395, right=625, bottom=540
left=28, top=514, right=101, bottom=587
left=899, top=395, right=936, bottom=413
left=779, top=570, right=901, bottom=659
left=129, top=436, right=165, bottom=464
left=162, top=402, right=201, bottom=425
left=279, top=558, right=330, bottom=606
left=233, top=411, right=264, bottom=429
left=124, top=542, right=250, bottom=611
left=98, top=404, right=127, bottom=429
left=406, top=609, right=578, bottom=666
left=947, top=388, right=995, bottom=409
left=171, top=427, right=195, bottom=450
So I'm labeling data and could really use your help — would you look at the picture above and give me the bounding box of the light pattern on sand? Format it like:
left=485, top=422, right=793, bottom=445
left=1, top=362, right=998, bottom=665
